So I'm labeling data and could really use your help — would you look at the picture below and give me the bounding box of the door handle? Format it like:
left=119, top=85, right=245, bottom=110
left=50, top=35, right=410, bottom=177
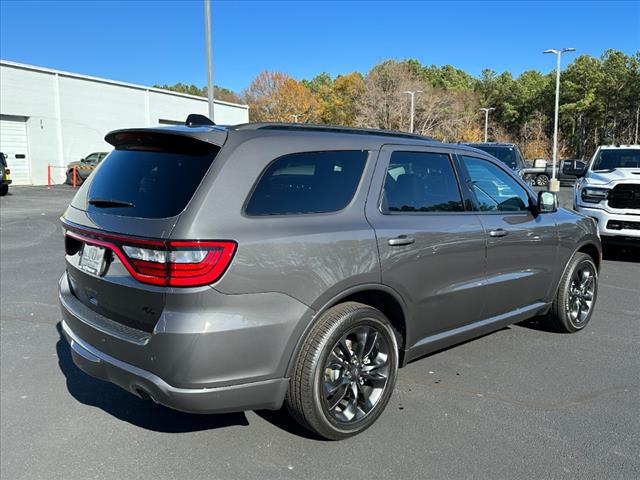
left=388, top=235, right=415, bottom=246
left=489, top=229, right=509, bottom=238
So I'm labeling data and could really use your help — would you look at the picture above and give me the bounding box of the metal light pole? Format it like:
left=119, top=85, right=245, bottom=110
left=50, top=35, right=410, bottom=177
left=403, top=90, right=422, bottom=133
left=204, top=0, right=215, bottom=122
left=544, top=47, right=575, bottom=192
left=480, top=107, right=495, bottom=142
left=635, top=106, right=639, bottom=144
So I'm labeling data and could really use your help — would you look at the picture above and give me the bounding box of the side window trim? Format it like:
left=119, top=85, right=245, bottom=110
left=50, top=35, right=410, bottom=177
left=378, top=148, right=468, bottom=215
left=459, top=154, right=533, bottom=214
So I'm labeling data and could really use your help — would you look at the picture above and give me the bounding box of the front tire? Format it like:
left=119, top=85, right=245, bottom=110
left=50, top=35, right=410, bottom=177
left=286, top=302, right=399, bottom=440
left=549, top=253, right=598, bottom=333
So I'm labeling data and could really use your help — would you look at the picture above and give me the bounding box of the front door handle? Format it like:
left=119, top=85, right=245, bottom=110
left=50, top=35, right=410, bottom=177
left=489, top=229, right=509, bottom=238
left=388, top=235, right=415, bottom=246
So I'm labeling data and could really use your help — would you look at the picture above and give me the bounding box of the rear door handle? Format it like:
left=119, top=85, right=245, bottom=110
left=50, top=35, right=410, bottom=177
left=388, top=235, right=415, bottom=246
left=489, top=229, right=509, bottom=238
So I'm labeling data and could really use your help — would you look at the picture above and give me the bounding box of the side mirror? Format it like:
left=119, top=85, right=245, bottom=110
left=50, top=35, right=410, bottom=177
left=562, top=161, right=586, bottom=177
left=538, top=191, right=557, bottom=213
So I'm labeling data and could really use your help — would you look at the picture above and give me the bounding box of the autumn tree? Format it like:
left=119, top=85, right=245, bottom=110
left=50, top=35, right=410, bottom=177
left=243, top=71, right=320, bottom=123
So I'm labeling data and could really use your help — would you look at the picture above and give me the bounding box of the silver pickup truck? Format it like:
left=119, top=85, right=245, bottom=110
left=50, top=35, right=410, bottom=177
left=565, top=145, right=640, bottom=244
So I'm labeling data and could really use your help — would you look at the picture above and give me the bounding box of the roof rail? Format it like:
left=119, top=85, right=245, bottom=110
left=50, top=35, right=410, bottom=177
left=231, top=122, right=436, bottom=141
left=186, top=114, right=216, bottom=127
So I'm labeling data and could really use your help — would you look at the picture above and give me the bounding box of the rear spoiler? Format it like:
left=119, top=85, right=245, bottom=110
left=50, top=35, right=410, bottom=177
left=105, top=125, right=228, bottom=152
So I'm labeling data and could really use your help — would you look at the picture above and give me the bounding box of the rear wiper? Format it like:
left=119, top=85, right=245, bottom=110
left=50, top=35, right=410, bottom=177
left=88, top=198, right=135, bottom=208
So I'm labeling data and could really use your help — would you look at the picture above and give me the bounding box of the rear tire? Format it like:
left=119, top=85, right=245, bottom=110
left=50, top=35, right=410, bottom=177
left=286, top=302, right=399, bottom=440
left=0, top=184, right=7, bottom=196
left=548, top=253, right=598, bottom=333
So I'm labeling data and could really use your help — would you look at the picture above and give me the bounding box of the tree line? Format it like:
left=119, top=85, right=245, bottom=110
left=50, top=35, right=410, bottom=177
left=156, top=49, right=639, bottom=159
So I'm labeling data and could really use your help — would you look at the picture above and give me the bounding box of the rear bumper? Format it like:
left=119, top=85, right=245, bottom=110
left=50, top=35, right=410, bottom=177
left=58, top=271, right=311, bottom=413
left=61, top=320, right=288, bottom=413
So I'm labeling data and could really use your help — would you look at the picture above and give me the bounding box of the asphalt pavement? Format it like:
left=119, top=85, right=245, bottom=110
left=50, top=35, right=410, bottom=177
left=1, top=185, right=639, bottom=480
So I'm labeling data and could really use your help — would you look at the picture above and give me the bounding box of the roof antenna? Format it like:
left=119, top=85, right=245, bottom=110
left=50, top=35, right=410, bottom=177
left=186, top=114, right=216, bottom=127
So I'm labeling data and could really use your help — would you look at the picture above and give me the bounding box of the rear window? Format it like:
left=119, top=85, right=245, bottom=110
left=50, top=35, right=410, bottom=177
left=245, top=151, right=368, bottom=216
left=82, top=147, right=218, bottom=218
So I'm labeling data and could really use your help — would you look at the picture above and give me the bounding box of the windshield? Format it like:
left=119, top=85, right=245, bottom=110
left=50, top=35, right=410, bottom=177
left=591, top=149, right=640, bottom=171
left=471, top=146, right=519, bottom=170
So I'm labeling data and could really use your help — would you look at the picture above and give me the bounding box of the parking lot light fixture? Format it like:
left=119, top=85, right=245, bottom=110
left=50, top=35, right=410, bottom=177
left=479, top=107, right=495, bottom=142
left=544, top=47, right=576, bottom=192
left=403, top=91, right=422, bottom=133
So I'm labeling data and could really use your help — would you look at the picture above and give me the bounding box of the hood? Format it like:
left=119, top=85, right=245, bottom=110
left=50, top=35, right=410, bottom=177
left=585, top=168, right=640, bottom=186
left=67, top=160, right=84, bottom=168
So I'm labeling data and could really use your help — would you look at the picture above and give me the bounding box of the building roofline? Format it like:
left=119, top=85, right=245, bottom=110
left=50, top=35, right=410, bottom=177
left=0, top=59, right=249, bottom=110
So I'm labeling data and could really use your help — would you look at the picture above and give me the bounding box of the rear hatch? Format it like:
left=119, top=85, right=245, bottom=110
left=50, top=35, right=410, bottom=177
left=62, top=128, right=229, bottom=333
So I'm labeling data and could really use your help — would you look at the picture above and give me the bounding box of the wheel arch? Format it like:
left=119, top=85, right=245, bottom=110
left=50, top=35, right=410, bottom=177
left=285, top=284, right=410, bottom=376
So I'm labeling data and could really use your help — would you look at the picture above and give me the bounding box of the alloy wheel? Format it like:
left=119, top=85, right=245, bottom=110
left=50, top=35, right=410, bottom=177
left=566, top=262, right=596, bottom=325
left=322, top=325, right=390, bottom=424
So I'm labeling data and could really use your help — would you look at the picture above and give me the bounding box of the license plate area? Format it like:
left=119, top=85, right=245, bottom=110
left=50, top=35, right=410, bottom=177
left=79, top=244, right=107, bottom=276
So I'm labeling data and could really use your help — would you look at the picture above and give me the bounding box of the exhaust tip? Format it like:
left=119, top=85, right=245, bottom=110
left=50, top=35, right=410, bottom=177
left=133, top=387, right=157, bottom=403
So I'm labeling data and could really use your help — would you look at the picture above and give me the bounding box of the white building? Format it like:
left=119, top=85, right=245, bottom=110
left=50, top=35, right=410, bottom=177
left=0, top=60, right=250, bottom=185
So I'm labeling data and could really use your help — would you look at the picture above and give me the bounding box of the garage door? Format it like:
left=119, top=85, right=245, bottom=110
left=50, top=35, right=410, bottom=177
left=0, top=116, right=31, bottom=185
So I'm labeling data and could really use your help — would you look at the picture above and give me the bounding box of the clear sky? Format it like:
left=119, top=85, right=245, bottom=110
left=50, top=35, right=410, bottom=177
left=1, top=0, right=638, bottom=93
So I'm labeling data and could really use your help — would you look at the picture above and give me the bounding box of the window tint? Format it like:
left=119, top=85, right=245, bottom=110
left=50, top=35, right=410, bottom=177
left=382, top=151, right=464, bottom=213
left=462, top=156, right=530, bottom=212
left=245, top=151, right=367, bottom=216
left=83, top=147, right=218, bottom=218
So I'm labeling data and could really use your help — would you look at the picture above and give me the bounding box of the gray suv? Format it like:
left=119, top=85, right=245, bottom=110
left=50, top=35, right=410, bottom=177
left=60, top=118, right=601, bottom=440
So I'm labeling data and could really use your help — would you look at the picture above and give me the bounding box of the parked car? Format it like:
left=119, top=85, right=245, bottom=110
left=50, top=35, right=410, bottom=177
left=527, top=159, right=587, bottom=186
left=60, top=118, right=602, bottom=440
left=65, top=152, right=109, bottom=185
left=460, top=142, right=529, bottom=180
left=565, top=144, right=640, bottom=244
left=1, top=152, right=11, bottom=196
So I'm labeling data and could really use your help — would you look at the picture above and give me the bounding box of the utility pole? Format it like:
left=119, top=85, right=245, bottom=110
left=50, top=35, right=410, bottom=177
left=204, top=0, right=215, bottom=122
left=544, top=47, right=575, bottom=192
left=479, top=107, right=495, bottom=142
left=403, top=90, right=422, bottom=133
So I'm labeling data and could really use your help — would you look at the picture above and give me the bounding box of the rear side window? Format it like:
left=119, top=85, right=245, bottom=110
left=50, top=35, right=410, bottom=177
left=382, top=151, right=464, bottom=213
left=83, top=147, right=219, bottom=218
left=245, top=151, right=367, bottom=216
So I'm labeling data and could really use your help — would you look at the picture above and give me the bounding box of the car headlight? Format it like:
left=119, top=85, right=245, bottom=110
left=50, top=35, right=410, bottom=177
left=581, top=187, right=609, bottom=203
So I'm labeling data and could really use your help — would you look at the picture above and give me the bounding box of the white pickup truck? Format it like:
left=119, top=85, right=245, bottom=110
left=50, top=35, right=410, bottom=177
left=566, top=145, right=640, bottom=244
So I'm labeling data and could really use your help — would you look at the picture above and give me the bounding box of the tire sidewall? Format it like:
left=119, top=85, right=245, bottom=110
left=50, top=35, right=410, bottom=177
left=310, top=310, right=398, bottom=438
left=561, top=255, right=598, bottom=331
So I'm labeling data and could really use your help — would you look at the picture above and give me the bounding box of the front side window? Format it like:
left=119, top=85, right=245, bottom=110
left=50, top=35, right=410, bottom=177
left=382, top=151, right=464, bottom=213
left=245, top=151, right=367, bottom=216
left=462, top=156, right=530, bottom=212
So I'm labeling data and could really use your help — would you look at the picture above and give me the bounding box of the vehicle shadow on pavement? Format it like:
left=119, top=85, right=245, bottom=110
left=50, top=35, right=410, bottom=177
left=602, top=244, right=640, bottom=263
left=55, top=323, right=250, bottom=433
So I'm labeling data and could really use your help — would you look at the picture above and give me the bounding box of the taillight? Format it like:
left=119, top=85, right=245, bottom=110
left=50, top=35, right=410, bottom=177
left=65, top=228, right=236, bottom=287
